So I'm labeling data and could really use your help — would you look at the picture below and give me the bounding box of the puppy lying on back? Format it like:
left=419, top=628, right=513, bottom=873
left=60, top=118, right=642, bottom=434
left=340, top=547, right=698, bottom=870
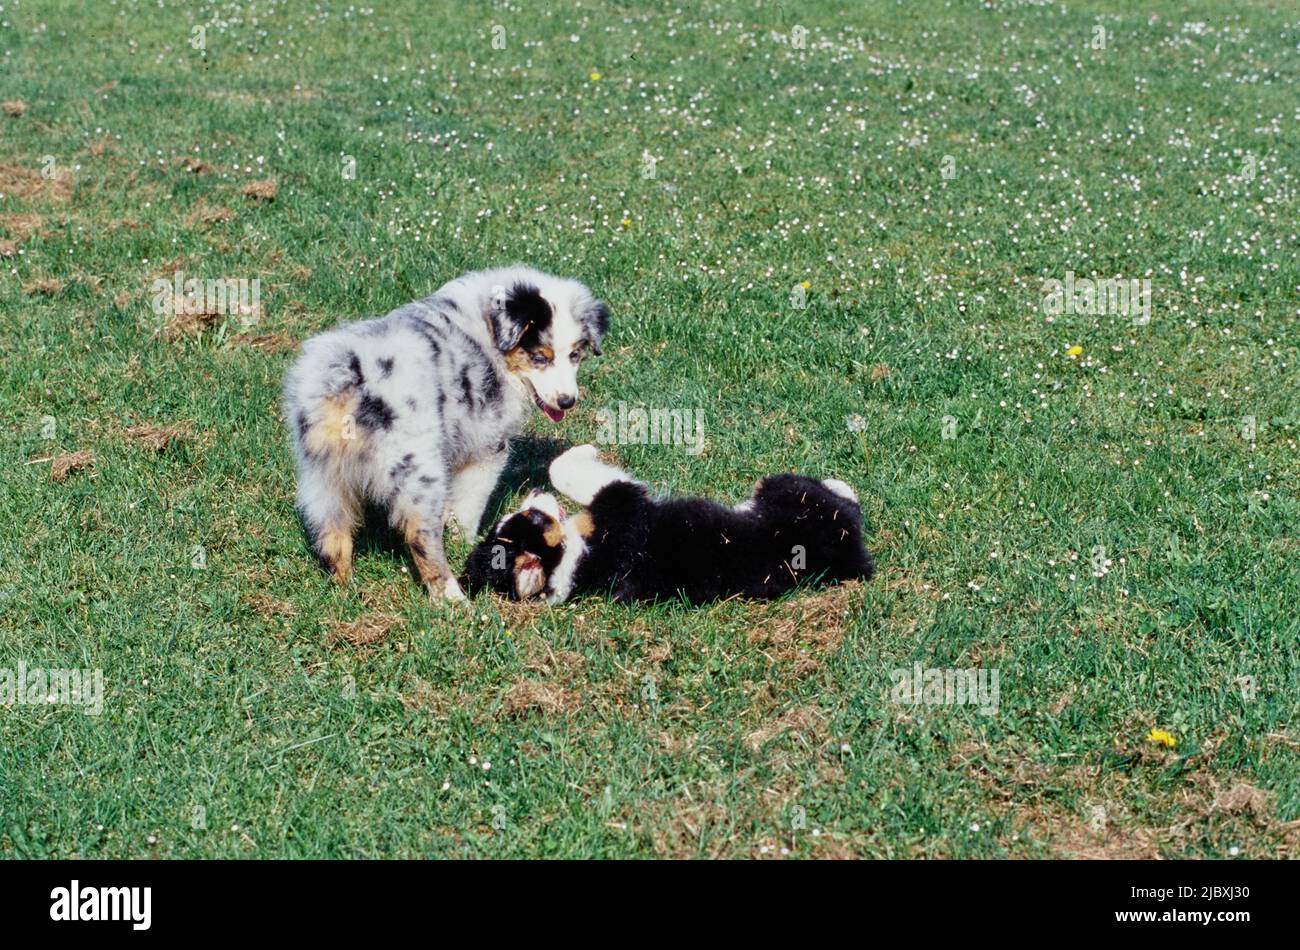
left=464, top=445, right=873, bottom=604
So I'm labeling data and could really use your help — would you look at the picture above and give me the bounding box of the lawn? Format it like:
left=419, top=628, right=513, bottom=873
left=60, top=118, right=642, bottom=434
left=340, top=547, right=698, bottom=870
left=1, top=0, right=1296, bottom=858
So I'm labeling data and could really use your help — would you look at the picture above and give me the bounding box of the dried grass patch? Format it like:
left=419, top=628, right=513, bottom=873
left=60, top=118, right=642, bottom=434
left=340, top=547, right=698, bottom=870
left=25, top=277, right=62, bottom=296
left=744, top=704, right=826, bottom=751
left=2, top=100, right=28, bottom=116
left=399, top=675, right=466, bottom=717
left=1209, top=780, right=1275, bottom=819
left=242, top=178, right=278, bottom=201
left=500, top=680, right=577, bottom=717
left=522, top=641, right=586, bottom=683
left=0, top=162, right=72, bottom=202
left=50, top=449, right=93, bottom=482
left=0, top=213, right=43, bottom=254
left=243, top=593, right=297, bottom=620
left=186, top=201, right=236, bottom=227
left=969, top=739, right=1296, bottom=858
left=744, top=581, right=861, bottom=675
left=639, top=790, right=733, bottom=858
left=326, top=613, right=400, bottom=648
left=123, top=422, right=193, bottom=452
left=485, top=593, right=551, bottom=631
left=160, top=301, right=223, bottom=340
left=230, top=331, right=296, bottom=353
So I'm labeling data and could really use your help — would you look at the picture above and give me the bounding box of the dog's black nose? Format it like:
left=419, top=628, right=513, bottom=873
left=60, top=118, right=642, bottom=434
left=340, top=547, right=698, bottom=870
left=557, top=394, right=576, bottom=410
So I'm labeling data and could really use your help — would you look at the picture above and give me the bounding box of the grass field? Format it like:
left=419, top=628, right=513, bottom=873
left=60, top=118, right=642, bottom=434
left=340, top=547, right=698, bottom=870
left=1, top=0, right=1297, bottom=859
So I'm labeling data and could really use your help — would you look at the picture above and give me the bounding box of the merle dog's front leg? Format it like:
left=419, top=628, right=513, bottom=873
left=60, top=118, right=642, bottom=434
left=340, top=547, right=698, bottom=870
left=448, top=446, right=509, bottom=538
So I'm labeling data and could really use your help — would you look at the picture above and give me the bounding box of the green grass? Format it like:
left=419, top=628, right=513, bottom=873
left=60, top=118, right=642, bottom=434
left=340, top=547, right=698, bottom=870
left=1, top=0, right=1297, bottom=858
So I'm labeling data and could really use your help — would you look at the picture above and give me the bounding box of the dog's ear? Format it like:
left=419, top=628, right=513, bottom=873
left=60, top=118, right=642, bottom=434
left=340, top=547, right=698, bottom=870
left=488, top=284, right=525, bottom=353
left=579, top=300, right=609, bottom=355
left=491, top=281, right=554, bottom=354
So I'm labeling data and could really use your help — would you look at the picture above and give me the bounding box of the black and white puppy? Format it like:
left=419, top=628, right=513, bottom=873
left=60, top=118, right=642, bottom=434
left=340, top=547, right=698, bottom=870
left=464, top=445, right=874, bottom=604
left=282, top=267, right=608, bottom=600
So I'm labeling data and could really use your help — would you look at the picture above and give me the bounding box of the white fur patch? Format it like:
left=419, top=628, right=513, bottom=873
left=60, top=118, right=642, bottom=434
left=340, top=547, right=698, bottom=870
left=545, top=516, right=590, bottom=605
left=515, top=558, right=546, bottom=599
left=821, top=478, right=858, bottom=502
left=521, top=489, right=563, bottom=521
left=549, top=443, right=637, bottom=505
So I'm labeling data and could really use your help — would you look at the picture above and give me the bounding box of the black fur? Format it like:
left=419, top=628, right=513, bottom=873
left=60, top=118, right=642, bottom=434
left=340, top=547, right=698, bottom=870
left=465, top=474, right=873, bottom=604
left=356, top=392, right=395, bottom=430
left=490, top=281, right=554, bottom=352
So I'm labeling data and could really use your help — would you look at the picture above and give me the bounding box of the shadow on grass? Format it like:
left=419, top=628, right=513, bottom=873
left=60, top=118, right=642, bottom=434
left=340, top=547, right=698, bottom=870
left=304, top=436, right=574, bottom=569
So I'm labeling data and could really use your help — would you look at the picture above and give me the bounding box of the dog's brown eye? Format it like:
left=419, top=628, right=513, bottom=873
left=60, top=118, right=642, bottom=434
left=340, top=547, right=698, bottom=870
left=569, top=349, right=582, bottom=364
left=530, top=351, right=549, bottom=367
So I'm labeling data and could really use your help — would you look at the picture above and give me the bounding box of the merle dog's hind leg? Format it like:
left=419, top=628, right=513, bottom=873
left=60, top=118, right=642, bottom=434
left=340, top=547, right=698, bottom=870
left=389, top=463, right=464, bottom=601
left=297, top=461, right=361, bottom=585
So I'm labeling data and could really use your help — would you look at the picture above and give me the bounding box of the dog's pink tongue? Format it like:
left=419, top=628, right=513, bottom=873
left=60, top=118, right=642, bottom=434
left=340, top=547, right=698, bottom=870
left=542, top=404, right=566, bottom=423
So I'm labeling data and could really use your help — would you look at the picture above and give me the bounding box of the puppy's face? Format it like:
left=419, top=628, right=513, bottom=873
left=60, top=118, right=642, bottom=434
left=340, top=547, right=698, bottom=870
left=491, top=280, right=608, bottom=422
left=464, top=491, right=567, bottom=599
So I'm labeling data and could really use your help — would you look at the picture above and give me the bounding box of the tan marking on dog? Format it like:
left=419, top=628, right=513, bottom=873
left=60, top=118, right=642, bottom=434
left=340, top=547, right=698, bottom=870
left=400, top=513, right=448, bottom=592
left=503, top=344, right=554, bottom=375
left=543, top=518, right=564, bottom=548
left=304, top=392, right=362, bottom=456
left=572, top=511, right=595, bottom=539
left=503, top=347, right=532, bottom=375
left=319, top=524, right=354, bottom=585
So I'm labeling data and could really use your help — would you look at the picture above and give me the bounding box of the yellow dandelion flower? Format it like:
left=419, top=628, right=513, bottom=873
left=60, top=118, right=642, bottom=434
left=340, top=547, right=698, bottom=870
left=589, top=71, right=602, bottom=81
left=1146, top=727, right=1177, bottom=748
left=620, top=217, right=631, bottom=227
left=1066, top=345, right=1083, bottom=357
left=800, top=280, right=811, bottom=289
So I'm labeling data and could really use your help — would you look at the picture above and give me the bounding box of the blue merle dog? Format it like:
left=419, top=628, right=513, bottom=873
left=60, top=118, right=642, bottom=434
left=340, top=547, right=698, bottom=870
left=282, top=266, right=609, bottom=600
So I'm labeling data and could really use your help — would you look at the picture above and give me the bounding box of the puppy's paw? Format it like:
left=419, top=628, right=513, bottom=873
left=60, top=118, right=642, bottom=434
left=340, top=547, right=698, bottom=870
left=549, top=443, right=600, bottom=481
left=440, top=576, right=467, bottom=602
left=549, top=443, right=627, bottom=505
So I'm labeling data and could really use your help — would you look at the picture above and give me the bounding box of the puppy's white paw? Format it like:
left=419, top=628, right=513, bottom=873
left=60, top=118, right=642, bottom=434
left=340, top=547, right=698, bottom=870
left=550, top=443, right=600, bottom=480
left=821, top=478, right=858, bottom=503
left=549, top=443, right=620, bottom=505
left=442, top=576, right=467, bottom=601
